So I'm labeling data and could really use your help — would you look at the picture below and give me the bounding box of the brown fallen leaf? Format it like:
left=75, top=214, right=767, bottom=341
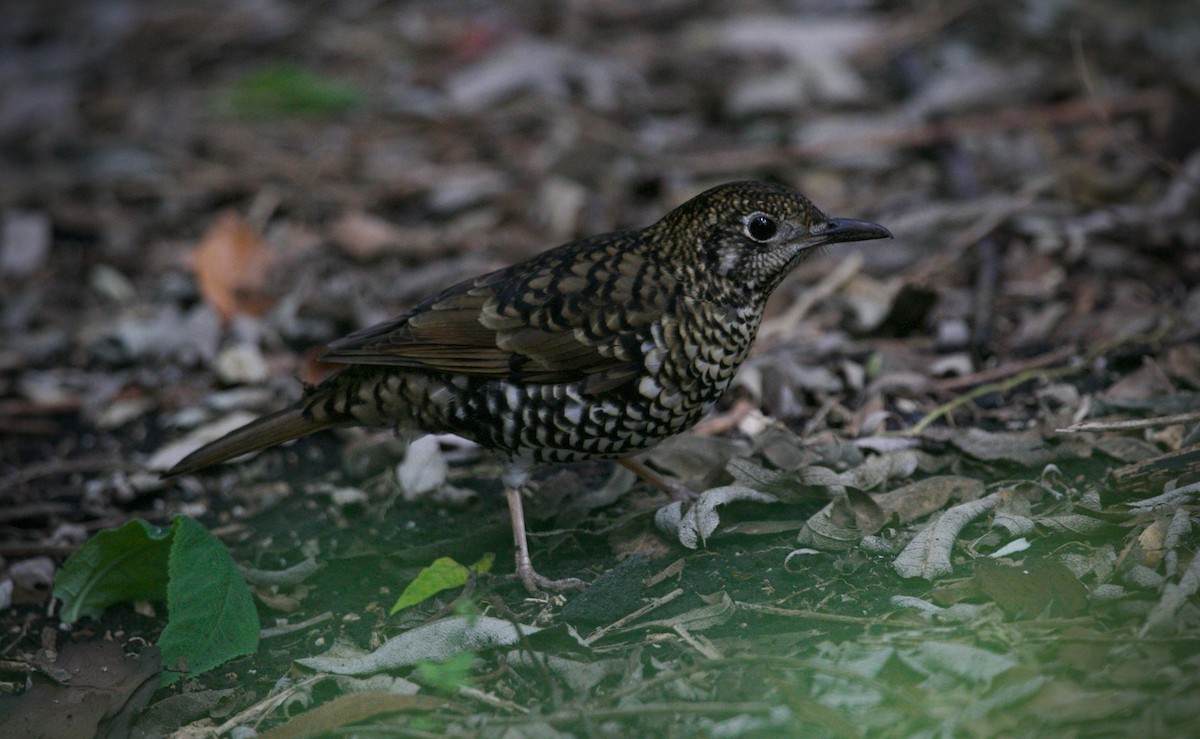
left=924, top=426, right=1086, bottom=467
left=330, top=211, right=405, bottom=261
left=974, top=558, right=1088, bottom=617
left=0, top=641, right=161, bottom=738
left=1111, top=445, right=1200, bottom=498
left=190, top=211, right=276, bottom=321
left=260, top=693, right=460, bottom=739
left=878, top=475, right=985, bottom=523
left=1163, top=343, right=1200, bottom=389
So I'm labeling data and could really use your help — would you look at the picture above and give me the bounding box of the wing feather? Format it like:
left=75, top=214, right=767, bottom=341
left=319, top=231, right=675, bottom=392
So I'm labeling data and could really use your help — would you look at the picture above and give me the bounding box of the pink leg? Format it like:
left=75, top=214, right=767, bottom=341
left=618, top=458, right=697, bottom=502
left=503, top=465, right=584, bottom=594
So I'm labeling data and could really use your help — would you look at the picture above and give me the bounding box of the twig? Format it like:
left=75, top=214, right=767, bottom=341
left=1070, top=30, right=1180, bottom=177
left=912, top=332, right=1170, bottom=434
left=970, top=233, right=1000, bottom=349
left=0, top=502, right=75, bottom=524
left=0, top=543, right=80, bottom=558
left=643, top=557, right=686, bottom=589
left=932, top=345, right=1076, bottom=393
left=0, top=458, right=142, bottom=496
left=736, top=600, right=906, bottom=626
left=241, top=557, right=322, bottom=587
left=489, top=597, right=558, bottom=698
left=582, top=588, right=683, bottom=646
left=482, top=701, right=776, bottom=727
left=0, top=419, right=60, bottom=435
left=907, top=365, right=1078, bottom=436
left=602, top=653, right=911, bottom=707
left=907, top=183, right=1047, bottom=287
left=1056, top=411, right=1200, bottom=434
left=212, top=673, right=331, bottom=736
left=456, top=684, right=530, bottom=715
left=894, top=48, right=1000, bottom=350
left=260, top=611, right=333, bottom=640
left=664, top=90, right=1172, bottom=176
left=672, top=625, right=723, bottom=660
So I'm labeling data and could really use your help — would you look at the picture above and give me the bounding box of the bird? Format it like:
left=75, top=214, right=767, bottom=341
left=164, top=181, right=891, bottom=594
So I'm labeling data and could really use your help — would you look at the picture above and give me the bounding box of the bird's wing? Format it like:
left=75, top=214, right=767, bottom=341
left=320, top=232, right=677, bottom=393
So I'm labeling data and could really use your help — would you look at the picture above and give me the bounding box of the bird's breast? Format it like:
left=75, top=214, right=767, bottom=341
left=381, top=303, right=763, bottom=464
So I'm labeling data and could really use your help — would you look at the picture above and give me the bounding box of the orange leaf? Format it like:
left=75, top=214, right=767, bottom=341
left=299, top=345, right=341, bottom=387
left=190, top=212, right=276, bottom=321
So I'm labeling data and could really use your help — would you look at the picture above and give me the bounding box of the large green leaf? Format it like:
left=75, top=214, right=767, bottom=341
left=53, top=516, right=259, bottom=686
left=54, top=518, right=172, bottom=624
left=156, top=516, right=259, bottom=685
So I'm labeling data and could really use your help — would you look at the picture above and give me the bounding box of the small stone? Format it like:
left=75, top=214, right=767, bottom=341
left=936, top=319, right=971, bottom=350
left=215, top=343, right=269, bottom=385
left=396, top=435, right=447, bottom=500
left=90, top=264, right=137, bottom=304
left=1, top=210, right=51, bottom=278
left=9, top=557, right=55, bottom=594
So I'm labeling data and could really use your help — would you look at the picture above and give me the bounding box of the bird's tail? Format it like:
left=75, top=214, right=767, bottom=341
left=163, top=405, right=334, bottom=478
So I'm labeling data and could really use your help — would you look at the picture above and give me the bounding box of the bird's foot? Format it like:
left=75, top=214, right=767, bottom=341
left=503, top=471, right=587, bottom=595
left=661, top=478, right=698, bottom=504
left=514, top=564, right=586, bottom=595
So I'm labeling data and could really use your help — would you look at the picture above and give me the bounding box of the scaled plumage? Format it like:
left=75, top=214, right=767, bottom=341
left=165, top=181, right=891, bottom=592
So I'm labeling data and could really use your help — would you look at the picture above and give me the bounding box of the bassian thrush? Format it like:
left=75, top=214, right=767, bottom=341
left=165, top=181, right=891, bottom=593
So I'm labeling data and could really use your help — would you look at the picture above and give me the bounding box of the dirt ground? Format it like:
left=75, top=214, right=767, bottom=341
left=2, top=1, right=1199, bottom=736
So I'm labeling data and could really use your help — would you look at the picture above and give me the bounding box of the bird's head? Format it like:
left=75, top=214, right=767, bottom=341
left=651, top=181, right=892, bottom=301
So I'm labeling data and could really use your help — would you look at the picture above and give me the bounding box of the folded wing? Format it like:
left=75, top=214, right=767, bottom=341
left=320, top=232, right=676, bottom=395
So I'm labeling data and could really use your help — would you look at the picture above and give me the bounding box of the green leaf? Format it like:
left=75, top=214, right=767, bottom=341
left=53, top=516, right=259, bottom=686
left=156, top=517, right=259, bottom=686
left=54, top=518, right=172, bottom=624
left=415, top=651, right=475, bottom=691
left=228, top=64, right=364, bottom=118
left=390, top=554, right=494, bottom=615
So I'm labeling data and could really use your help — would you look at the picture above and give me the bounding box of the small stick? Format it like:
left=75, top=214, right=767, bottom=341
left=666, top=90, right=1172, bottom=176
left=1056, top=411, right=1200, bottom=434
left=932, top=345, right=1076, bottom=393
left=260, top=611, right=333, bottom=640
left=582, top=588, right=684, bottom=646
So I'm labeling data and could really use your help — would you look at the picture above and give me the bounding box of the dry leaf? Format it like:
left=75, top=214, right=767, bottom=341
left=655, top=485, right=779, bottom=549
left=974, top=558, right=1088, bottom=617
left=878, top=475, right=985, bottom=523
left=190, top=211, right=275, bottom=321
left=925, top=427, right=1082, bottom=467
left=298, top=616, right=538, bottom=675
left=330, top=211, right=404, bottom=261
left=893, top=494, right=999, bottom=579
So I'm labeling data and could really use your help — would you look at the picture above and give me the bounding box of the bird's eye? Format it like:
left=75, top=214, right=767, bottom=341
left=746, top=214, right=777, bottom=242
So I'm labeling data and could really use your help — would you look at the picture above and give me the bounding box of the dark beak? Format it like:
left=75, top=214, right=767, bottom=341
left=818, top=217, right=893, bottom=245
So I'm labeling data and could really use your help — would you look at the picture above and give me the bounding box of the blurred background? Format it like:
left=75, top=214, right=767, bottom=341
left=2, top=1, right=1195, bottom=402
left=4, top=0, right=1199, bottom=560
left=4, top=0, right=1200, bottom=551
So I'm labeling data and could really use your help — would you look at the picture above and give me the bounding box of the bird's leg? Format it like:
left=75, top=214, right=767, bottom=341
left=502, top=463, right=585, bottom=594
left=618, top=458, right=697, bottom=503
